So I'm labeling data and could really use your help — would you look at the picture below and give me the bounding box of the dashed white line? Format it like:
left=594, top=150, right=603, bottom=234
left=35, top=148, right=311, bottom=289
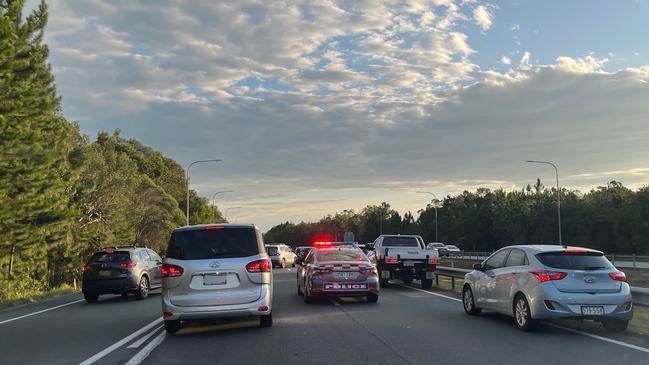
left=124, top=331, right=166, bottom=365
left=0, top=299, right=85, bottom=325
left=78, top=317, right=163, bottom=365
left=127, top=325, right=164, bottom=349
left=396, top=282, right=649, bottom=354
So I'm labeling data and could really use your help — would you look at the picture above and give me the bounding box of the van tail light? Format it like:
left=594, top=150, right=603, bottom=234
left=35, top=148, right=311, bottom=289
left=609, top=271, right=627, bottom=283
left=161, top=263, right=184, bottom=277
left=81, top=265, right=91, bottom=272
left=120, top=262, right=137, bottom=269
left=246, top=258, right=271, bottom=273
left=529, top=270, right=567, bottom=282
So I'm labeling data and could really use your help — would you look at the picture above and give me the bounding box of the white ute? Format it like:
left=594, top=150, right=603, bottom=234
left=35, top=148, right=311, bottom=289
left=373, top=235, right=439, bottom=288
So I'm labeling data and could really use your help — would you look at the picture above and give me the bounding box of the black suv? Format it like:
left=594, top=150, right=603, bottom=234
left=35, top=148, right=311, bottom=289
left=82, top=247, right=163, bottom=303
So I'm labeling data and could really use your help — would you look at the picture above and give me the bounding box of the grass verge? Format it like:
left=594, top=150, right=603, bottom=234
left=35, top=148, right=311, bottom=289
left=0, top=284, right=79, bottom=310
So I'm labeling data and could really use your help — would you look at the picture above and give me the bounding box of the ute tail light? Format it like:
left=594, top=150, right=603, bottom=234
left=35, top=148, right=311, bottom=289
left=609, top=271, right=627, bottom=283
left=161, top=263, right=184, bottom=277
left=386, top=257, right=396, bottom=264
left=429, top=258, right=439, bottom=264
left=246, top=258, right=271, bottom=273
left=529, top=270, right=567, bottom=282
left=81, top=264, right=91, bottom=272
left=120, top=262, right=137, bottom=269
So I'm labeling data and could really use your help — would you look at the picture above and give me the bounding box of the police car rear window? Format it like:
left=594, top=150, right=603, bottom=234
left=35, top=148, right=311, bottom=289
left=382, top=237, right=419, bottom=247
left=316, top=250, right=365, bottom=262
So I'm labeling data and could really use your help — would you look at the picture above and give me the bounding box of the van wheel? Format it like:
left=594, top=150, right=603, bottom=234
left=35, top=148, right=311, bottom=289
left=421, top=278, right=433, bottom=289
left=83, top=292, right=99, bottom=303
left=513, top=294, right=538, bottom=331
left=367, top=293, right=379, bottom=303
left=164, top=320, right=181, bottom=334
left=135, top=276, right=149, bottom=300
left=260, top=313, right=273, bottom=328
left=462, top=286, right=481, bottom=315
left=602, top=319, right=628, bottom=332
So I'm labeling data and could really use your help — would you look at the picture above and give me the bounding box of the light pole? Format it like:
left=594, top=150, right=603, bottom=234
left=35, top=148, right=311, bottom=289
left=186, top=159, right=222, bottom=226
left=416, top=191, right=440, bottom=242
left=212, top=190, right=234, bottom=223
left=526, top=160, right=563, bottom=247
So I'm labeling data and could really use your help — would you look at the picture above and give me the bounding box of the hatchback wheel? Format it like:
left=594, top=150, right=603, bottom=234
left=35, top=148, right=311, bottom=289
left=135, top=276, right=149, bottom=300
left=513, top=294, right=538, bottom=331
left=164, top=320, right=181, bottom=334
left=602, top=319, right=628, bottom=332
left=260, top=313, right=273, bottom=328
left=462, top=286, right=481, bottom=315
left=83, top=292, right=99, bottom=303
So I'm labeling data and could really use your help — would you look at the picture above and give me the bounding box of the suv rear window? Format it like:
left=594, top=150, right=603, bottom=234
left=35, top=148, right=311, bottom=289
left=267, top=247, right=278, bottom=255
left=167, top=227, right=261, bottom=260
left=382, top=236, right=419, bottom=247
left=536, top=251, right=613, bottom=270
left=90, top=251, right=130, bottom=263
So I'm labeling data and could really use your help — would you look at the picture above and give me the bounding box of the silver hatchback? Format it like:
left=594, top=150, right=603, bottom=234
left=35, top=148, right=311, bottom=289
left=161, top=224, right=273, bottom=333
left=462, top=245, right=633, bottom=332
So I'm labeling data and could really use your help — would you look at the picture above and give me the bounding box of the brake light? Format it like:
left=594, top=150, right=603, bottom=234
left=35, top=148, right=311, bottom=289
left=161, top=263, right=184, bottom=277
left=609, top=271, right=627, bottom=283
left=564, top=249, right=588, bottom=254
left=360, top=268, right=378, bottom=276
left=387, top=257, right=396, bottom=264
left=120, top=262, right=137, bottom=269
left=530, top=270, right=567, bottom=282
left=429, top=258, right=439, bottom=264
left=204, top=225, right=225, bottom=230
left=104, top=249, right=114, bottom=254
left=81, top=265, right=91, bottom=272
left=246, top=259, right=271, bottom=273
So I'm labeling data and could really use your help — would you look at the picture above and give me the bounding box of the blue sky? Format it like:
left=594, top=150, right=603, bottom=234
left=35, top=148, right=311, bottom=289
left=35, top=0, right=649, bottom=230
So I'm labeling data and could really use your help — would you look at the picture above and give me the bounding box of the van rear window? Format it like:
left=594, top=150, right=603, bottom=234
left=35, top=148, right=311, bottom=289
left=536, top=251, right=613, bottom=270
left=382, top=236, right=419, bottom=247
left=167, top=228, right=261, bottom=260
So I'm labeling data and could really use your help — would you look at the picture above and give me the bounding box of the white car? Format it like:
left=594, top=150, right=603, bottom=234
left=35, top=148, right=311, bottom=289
left=266, top=243, right=297, bottom=268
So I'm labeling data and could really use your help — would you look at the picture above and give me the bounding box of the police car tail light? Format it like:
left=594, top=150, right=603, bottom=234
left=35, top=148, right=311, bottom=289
left=246, top=258, right=271, bottom=273
left=360, top=267, right=377, bottom=276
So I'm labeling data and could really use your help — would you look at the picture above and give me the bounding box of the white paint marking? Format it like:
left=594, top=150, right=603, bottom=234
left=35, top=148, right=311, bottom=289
left=328, top=297, right=341, bottom=306
left=78, top=317, right=163, bottom=365
left=397, top=283, right=649, bottom=354
left=127, top=325, right=164, bottom=349
left=0, top=299, right=84, bottom=325
left=124, top=331, right=166, bottom=365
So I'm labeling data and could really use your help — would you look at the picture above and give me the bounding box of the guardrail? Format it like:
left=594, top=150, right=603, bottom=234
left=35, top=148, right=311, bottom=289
left=433, top=266, right=649, bottom=307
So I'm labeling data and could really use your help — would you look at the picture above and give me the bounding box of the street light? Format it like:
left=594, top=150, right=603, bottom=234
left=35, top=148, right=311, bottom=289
left=186, top=159, right=222, bottom=226
left=416, top=191, right=441, bottom=242
left=526, top=160, right=563, bottom=247
left=212, top=190, right=234, bottom=223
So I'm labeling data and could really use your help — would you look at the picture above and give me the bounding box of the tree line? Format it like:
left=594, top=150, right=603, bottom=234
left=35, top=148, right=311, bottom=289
left=264, top=180, right=649, bottom=255
left=0, top=2, right=224, bottom=296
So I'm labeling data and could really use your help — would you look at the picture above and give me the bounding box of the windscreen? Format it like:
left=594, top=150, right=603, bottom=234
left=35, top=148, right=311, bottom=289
left=382, top=236, right=419, bottom=247
left=89, top=251, right=130, bottom=263
left=316, top=250, right=366, bottom=262
left=536, top=252, right=613, bottom=270
left=167, top=228, right=260, bottom=260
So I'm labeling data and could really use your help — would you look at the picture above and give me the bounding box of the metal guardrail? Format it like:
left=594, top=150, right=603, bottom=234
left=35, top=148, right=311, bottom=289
left=433, top=266, right=649, bottom=307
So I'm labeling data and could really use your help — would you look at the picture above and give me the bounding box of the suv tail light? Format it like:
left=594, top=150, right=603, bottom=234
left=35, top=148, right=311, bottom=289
left=81, top=264, right=91, bottom=272
left=246, top=258, right=271, bottom=273
left=161, top=263, right=184, bottom=277
left=120, top=262, right=137, bottom=269
left=609, top=271, right=627, bottom=283
left=529, top=270, right=567, bottom=282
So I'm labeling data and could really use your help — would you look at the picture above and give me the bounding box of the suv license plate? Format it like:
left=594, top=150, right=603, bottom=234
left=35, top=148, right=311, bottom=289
left=581, top=306, right=604, bottom=316
left=204, top=274, right=227, bottom=285
left=99, top=270, right=111, bottom=277
left=403, top=261, right=415, bottom=267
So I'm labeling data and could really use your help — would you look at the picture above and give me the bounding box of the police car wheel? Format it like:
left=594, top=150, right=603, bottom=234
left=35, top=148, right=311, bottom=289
left=367, top=293, right=378, bottom=303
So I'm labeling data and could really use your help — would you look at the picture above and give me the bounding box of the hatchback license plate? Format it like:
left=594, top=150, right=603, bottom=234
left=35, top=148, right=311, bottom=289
left=581, top=306, right=604, bottom=316
left=204, top=274, right=227, bottom=285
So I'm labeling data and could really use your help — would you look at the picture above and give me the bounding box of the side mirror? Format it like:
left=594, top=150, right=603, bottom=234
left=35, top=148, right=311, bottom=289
left=473, top=263, right=483, bottom=271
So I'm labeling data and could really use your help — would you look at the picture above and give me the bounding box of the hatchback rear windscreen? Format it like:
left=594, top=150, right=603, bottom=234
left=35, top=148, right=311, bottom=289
left=382, top=237, right=419, bottom=247
left=536, top=252, right=613, bottom=270
left=167, top=228, right=260, bottom=260
left=90, top=251, right=130, bottom=263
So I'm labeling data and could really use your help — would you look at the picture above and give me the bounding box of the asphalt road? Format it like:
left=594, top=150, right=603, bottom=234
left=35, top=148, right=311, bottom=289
left=1, top=269, right=648, bottom=365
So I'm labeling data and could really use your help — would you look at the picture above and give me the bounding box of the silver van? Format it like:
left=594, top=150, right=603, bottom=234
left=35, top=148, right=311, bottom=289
left=161, top=224, right=273, bottom=333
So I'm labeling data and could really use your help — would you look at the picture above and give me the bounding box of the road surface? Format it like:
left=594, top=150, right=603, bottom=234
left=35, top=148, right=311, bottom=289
left=1, top=269, right=648, bottom=365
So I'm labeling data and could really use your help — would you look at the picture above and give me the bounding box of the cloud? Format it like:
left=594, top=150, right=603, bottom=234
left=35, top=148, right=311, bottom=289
left=473, top=5, right=493, bottom=30
left=500, top=55, right=511, bottom=65
left=511, top=24, right=520, bottom=32
left=554, top=55, right=608, bottom=74
left=520, top=51, right=531, bottom=67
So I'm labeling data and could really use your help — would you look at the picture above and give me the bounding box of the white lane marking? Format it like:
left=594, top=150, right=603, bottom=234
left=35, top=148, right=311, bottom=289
left=124, top=331, right=166, bottom=365
left=397, top=283, right=649, bottom=354
left=328, top=297, right=341, bottom=306
left=546, top=323, right=649, bottom=354
left=0, top=299, right=84, bottom=325
left=78, top=317, right=163, bottom=365
left=127, top=325, right=164, bottom=349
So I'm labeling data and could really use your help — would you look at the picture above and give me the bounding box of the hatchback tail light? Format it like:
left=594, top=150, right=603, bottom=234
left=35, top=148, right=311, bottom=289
left=120, top=262, right=137, bottom=269
left=609, top=271, right=627, bottom=283
left=161, top=263, right=184, bottom=277
left=246, top=258, right=271, bottom=273
left=529, top=270, right=567, bottom=282
left=81, top=264, right=91, bottom=272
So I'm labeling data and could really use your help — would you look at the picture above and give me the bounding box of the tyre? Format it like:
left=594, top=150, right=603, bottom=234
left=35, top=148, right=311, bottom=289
left=379, top=278, right=389, bottom=288
left=602, top=319, right=629, bottom=332
left=304, top=282, right=314, bottom=304
left=513, top=294, right=538, bottom=331
left=280, top=259, right=286, bottom=269
left=367, top=293, right=379, bottom=303
left=260, top=313, right=273, bottom=328
left=401, top=272, right=413, bottom=284
left=462, top=286, right=481, bottom=315
left=421, top=278, right=433, bottom=289
left=83, top=292, right=99, bottom=303
left=164, top=320, right=181, bottom=334
left=297, top=276, right=303, bottom=295
left=135, top=275, right=149, bottom=300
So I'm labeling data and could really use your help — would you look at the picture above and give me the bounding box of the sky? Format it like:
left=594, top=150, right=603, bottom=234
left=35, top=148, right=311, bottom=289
left=31, top=0, right=649, bottom=230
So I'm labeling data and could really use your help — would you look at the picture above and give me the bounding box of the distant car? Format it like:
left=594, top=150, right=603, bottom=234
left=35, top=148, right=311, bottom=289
left=374, top=235, right=438, bottom=288
left=294, top=246, right=313, bottom=265
left=82, top=247, right=163, bottom=303
left=266, top=243, right=297, bottom=268
left=161, top=224, right=273, bottom=333
left=297, top=245, right=379, bottom=303
left=445, top=245, right=462, bottom=257
left=462, top=245, right=633, bottom=332
left=427, top=242, right=448, bottom=257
